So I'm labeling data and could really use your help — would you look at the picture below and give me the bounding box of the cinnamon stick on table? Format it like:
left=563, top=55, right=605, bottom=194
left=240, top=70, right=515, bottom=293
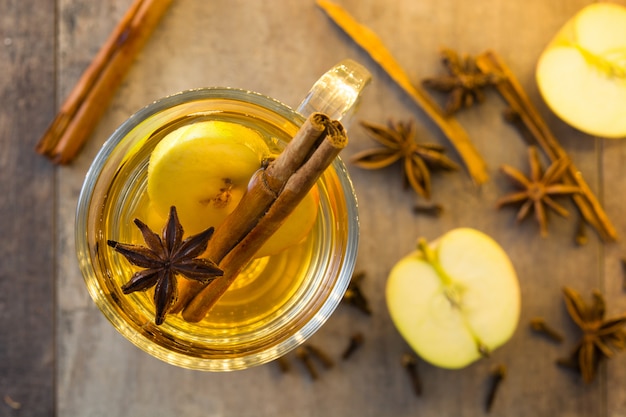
left=36, top=0, right=173, bottom=164
left=173, top=113, right=348, bottom=323
left=475, top=50, right=618, bottom=242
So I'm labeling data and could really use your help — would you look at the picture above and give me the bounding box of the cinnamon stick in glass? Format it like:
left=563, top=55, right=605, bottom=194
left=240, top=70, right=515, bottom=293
left=36, top=0, right=173, bottom=164
left=177, top=114, right=348, bottom=322
left=203, top=113, right=331, bottom=263
left=171, top=113, right=334, bottom=313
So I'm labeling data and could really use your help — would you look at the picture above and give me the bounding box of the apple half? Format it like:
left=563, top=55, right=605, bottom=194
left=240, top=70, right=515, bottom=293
left=386, top=228, right=520, bottom=369
left=536, top=3, right=626, bottom=138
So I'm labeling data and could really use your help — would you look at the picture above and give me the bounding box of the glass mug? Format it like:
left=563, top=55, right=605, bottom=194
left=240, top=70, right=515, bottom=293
left=76, top=60, right=371, bottom=371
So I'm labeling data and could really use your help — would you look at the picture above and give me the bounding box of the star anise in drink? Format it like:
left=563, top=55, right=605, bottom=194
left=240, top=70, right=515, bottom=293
left=557, top=287, right=626, bottom=383
left=422, top=48, right=502, bottom=115
left=496, top=146, right=580, bottom=237
left=107, top=206, right=223, bottom=325
left=351, top=119, right=458, bottom=199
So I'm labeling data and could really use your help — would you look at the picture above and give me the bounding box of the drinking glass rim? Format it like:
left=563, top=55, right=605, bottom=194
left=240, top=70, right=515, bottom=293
left=75, top=86, right=360, bottom=370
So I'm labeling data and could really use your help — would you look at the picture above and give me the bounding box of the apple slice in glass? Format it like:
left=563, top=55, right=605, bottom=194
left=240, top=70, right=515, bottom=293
left=147, top=120, right=319, bottom=258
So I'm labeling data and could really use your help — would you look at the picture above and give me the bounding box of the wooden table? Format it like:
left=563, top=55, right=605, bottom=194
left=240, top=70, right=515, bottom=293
left=2, top=1, right=626, bottom=416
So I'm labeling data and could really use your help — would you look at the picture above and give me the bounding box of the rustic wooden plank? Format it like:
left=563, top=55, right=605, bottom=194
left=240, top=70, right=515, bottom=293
left=0, top=0, right=56, bottom=416
left=53, top=1, right=154, bottom=416
left=602, top=133, right=626, bottom=417
left=53, top=0, right=626, bottom=416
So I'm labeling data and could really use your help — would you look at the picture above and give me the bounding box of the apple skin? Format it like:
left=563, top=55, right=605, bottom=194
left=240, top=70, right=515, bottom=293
left=386, top=228, right=521, bottom=369
left=536, top=3, right=626, bottom=139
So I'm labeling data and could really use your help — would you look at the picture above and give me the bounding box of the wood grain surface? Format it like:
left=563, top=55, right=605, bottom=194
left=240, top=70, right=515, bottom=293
left=1, top=0, right=626, bottom=416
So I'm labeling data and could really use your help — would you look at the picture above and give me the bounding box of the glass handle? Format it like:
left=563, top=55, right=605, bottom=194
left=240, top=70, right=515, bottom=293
left=297, top=59, right=372, bottom=128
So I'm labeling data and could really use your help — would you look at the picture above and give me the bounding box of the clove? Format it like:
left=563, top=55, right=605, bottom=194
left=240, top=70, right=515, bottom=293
left=305, top=344, right=335, bottom=369
left=342, top=271, right=372, bottom=315
left=275, top=356, right=291, bottom=373
left=342, top=332, right=365, bottom=360
left=295, top=347, right=318, bottom=380
left=485, top=364, right=507, bottom=413
left=413, top=203, right=444, bottom=217
left=530, top=317, right=564, bottom=343
left=295, top=344, right=334, bottom=380
left=401, top=353, right=422, bottom=397
left=502, top=107, right=536, bottom=146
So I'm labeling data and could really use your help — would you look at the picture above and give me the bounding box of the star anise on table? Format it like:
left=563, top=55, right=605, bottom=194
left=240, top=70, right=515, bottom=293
left=496, top=146, right=580, bottom=237
left=422, top=48, right=502, bottom=115
left=557, top=287, right=626, bottom=383
left=351, top=119, right=459, bottom=199
left=107, top=206, right=223, bottom=325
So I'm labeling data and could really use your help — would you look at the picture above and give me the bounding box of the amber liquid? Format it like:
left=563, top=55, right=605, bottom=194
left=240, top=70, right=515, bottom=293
left=98, top=111, right=333, bottom=346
